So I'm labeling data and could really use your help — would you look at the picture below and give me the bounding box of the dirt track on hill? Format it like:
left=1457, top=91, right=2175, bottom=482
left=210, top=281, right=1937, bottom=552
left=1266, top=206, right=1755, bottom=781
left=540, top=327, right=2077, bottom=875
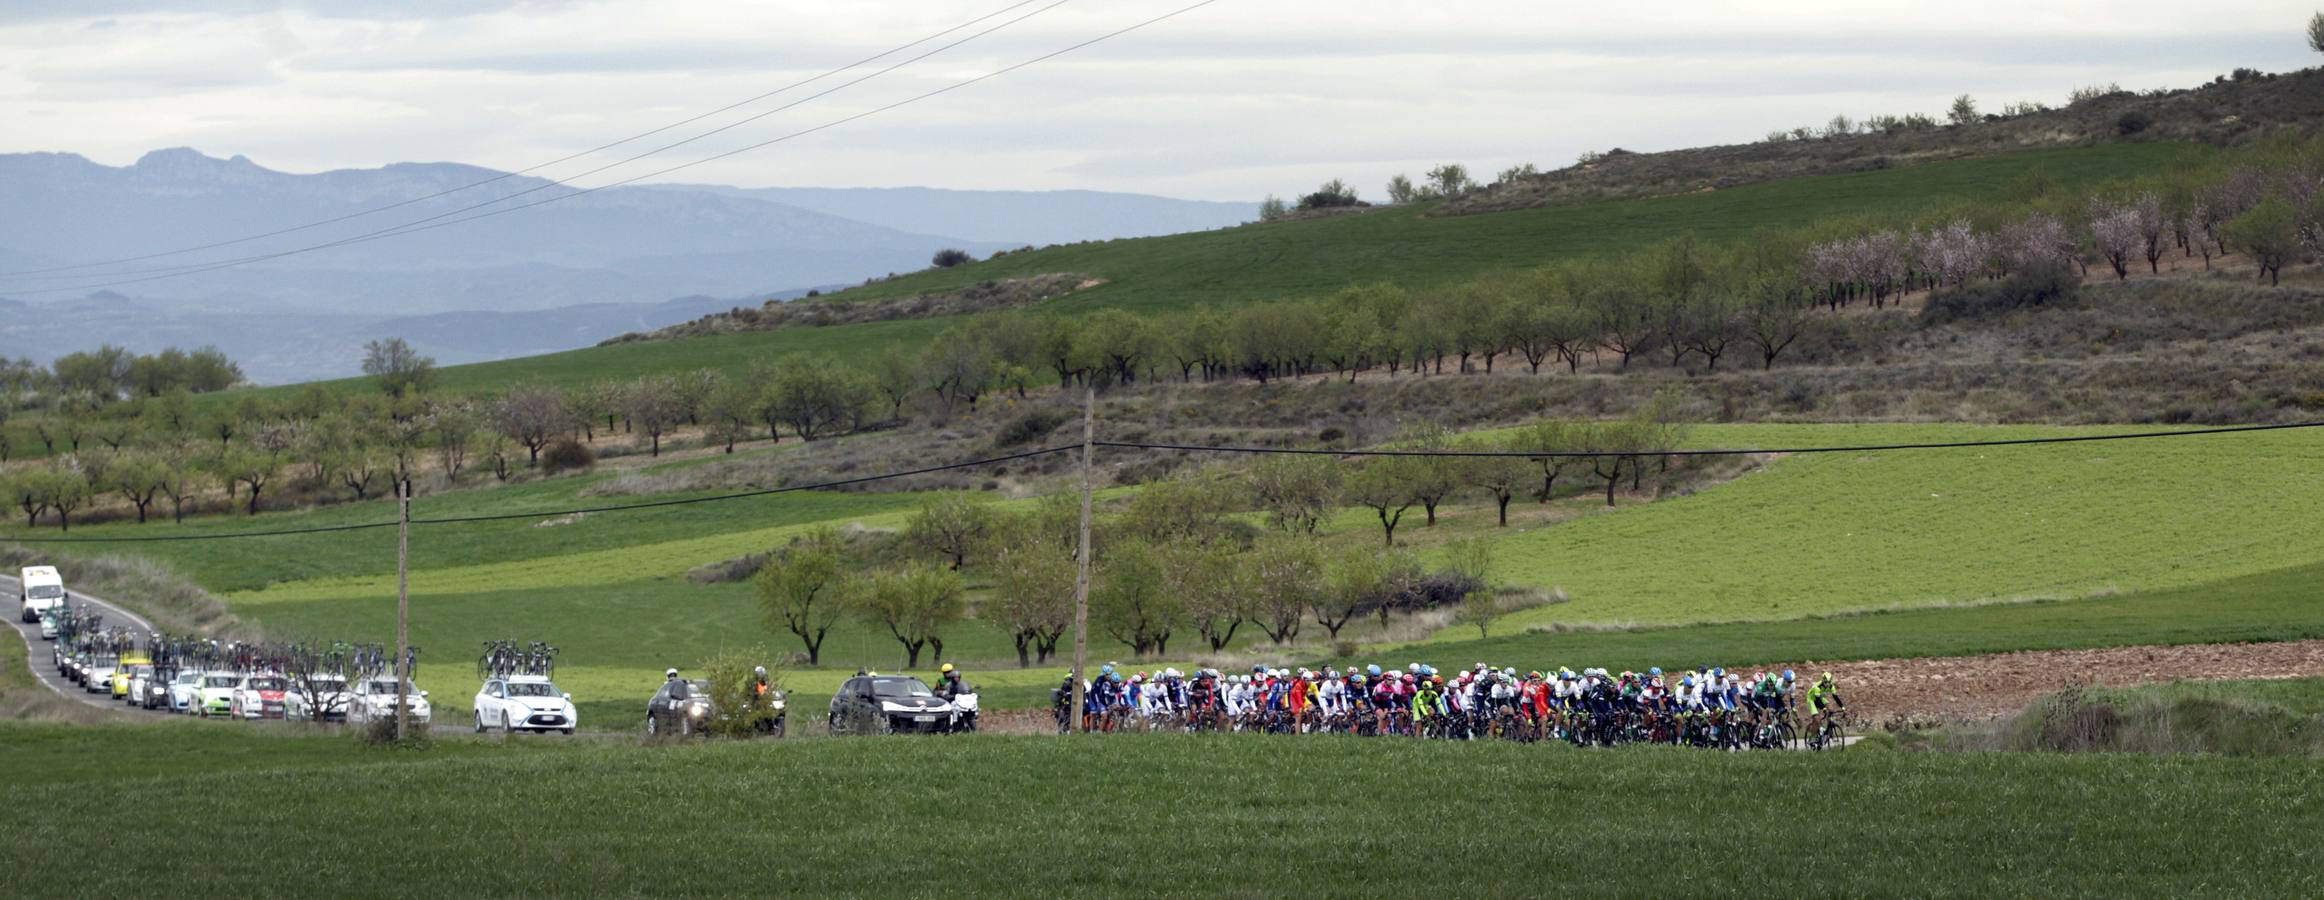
left=1779, top=639, right=2324, bottom=726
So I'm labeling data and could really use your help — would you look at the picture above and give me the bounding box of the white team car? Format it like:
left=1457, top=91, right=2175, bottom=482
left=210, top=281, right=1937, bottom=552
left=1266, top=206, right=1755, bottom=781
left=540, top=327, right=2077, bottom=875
left=166, top=670, right=208, bottom=713
left=193, top=672, right=242, bottom=717
left=346, top=677, right=432, bottom=727
left=81, top=659, right=116, bottom=695
left=284, top=674, right=355, bottom=722
left=473, top=675, right=576, bottom=734
left=232, top=673, right=291, bottom=719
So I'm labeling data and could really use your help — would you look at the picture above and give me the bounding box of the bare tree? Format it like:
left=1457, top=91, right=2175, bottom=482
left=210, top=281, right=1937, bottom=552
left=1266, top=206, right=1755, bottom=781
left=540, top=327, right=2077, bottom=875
left=494, top=383, right=569, bottom=464
left=622, top=375, right=684, bottom=457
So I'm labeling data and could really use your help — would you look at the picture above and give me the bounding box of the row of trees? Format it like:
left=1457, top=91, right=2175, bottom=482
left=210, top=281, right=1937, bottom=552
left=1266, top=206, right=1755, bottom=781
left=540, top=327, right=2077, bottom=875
left=754, top=401, right=1692, bottom=667
left=0, top=345, right=241, bottom=413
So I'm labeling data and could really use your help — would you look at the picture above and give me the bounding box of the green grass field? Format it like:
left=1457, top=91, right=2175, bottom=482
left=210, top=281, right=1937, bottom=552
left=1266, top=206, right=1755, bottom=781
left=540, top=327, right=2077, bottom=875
left=1456, top=423, right=2324, bottom=629
left=0, top=726, right=2317, bottom=897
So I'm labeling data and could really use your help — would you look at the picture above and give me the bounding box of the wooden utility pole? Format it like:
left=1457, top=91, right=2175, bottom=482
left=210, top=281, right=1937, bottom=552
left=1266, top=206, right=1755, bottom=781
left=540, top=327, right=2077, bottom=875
left=394, top=480, right=412, bottom=743
left=1068, top=384, right=1094, bottom=733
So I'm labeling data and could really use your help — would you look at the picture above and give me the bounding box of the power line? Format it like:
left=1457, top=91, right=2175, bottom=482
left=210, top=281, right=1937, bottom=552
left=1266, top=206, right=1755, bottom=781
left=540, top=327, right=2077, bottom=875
left=0, top=445, right=1076, bottom=544
left=5, top=0, right=1221, bottom=296
left=0, top=0, right=1055, bottom=282
left=1099, top=420, right=2324, bottom=458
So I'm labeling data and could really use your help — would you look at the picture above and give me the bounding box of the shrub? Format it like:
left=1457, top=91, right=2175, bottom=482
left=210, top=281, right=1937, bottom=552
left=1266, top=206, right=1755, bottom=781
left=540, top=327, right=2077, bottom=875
left=541, top=437, right=595, bottom=474
left=2115, top=110, right=2153, bottom=135
left=355, top=717, right=431, bottom=749
left=698, top=647, right=785, bottom=738
left=931, top=248, right=973, bottom=268
left=1918, top=266, right=2081, bottom=325
left=993, top=408, right=1071, bottom=448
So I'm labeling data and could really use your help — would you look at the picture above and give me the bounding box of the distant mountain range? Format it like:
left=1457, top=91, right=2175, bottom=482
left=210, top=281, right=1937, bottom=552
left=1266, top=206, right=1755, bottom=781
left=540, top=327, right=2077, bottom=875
left=0, top=148, right=1253, bottom=382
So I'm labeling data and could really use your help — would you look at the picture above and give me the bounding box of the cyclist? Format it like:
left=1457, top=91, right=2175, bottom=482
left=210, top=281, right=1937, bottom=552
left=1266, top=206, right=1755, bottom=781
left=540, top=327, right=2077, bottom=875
left=1411, top=674, right=1443, bottom=738
left=933, top=663, right=966, bottom=702
left=1804, top=671, right=1845, bottom=733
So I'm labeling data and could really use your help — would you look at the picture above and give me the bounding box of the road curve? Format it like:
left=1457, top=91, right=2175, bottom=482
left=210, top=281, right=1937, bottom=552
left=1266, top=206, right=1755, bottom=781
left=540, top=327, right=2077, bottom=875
left=2, top=573, right=163, bottom=715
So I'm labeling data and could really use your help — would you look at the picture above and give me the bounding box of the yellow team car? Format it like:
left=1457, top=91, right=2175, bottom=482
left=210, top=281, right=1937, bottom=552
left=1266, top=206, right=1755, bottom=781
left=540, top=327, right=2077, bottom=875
left=111, top=655, right=152, bottom=700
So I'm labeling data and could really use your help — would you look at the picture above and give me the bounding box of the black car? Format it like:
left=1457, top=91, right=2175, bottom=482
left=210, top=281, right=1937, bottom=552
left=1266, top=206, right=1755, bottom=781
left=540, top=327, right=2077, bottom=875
left=828, top=675, right=954, bottom=735
left=645, top=679, right=715, bottom=736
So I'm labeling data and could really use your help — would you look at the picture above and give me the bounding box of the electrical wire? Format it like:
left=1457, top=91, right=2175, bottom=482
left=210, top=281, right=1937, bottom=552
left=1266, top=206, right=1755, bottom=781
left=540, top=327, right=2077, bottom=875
left=0, top=0, right=1055, bottom=281
left=5, top=0, right=1222, bottom=296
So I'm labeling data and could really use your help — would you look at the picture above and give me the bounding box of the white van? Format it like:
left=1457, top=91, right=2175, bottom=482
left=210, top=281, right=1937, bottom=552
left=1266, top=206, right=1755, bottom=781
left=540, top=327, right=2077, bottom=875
left=19, top=566, right=66, bottom=623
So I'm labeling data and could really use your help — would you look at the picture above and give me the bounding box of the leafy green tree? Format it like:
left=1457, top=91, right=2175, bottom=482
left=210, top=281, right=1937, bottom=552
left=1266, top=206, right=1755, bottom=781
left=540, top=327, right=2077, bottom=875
left=848, top=562, right=965, bottom=668
left=2224, top=196, right=2299, bottom=285
left=215, top=445, right=282, bottom=516
left=1171, top=541, right=1249, bottom=652
left=769, top=355, right=870, bottom=441
left=1347, top=457, right=1420, bottom=546
left=1385, top=173, right=1418, bottom=204
left=1425, top=163, right=1475, bottom=199
left=493, top=382, right=570, bottom=464
left=754, top=527, right=846, bottom=665
left=1947, top=94, right=1979, bottom=126
left=1318, top=544, right=1418, bottom=640
left=1092, top=540, right=1181, bottom=657
left=983, top=519, right=1074, bottom=666
left=105, top=451, right=170, bottom=524
left=1246, top=455, right=1340, bottom=534
left=1242, top=534, right=1322, bottom=645
left=871, top=344, right=920, bottom=421
left=5, top=467, right=55, bottom=528
left=1468, top=435, right=1532, bottom=526
left=906, top=493, right=995, bottom=569
left=361, top=338, right=436, bottom=398
left=40, top=466, right=91, bottom=532
left=702, top=380, right=757, bottom=454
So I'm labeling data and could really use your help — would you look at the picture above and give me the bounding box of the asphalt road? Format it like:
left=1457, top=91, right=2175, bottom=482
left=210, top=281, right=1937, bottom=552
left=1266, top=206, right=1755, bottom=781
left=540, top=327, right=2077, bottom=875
left=3, top=572, right=164, bottom=715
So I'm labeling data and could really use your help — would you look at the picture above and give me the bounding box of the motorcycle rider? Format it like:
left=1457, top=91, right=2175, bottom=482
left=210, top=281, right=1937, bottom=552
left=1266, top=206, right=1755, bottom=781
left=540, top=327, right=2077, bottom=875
left=933, top=663, right=967, bottom=701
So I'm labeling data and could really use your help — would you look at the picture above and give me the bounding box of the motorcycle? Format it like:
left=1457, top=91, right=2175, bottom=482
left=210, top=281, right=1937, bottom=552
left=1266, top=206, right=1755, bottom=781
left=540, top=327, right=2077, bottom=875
left=948, top=690, right=979, bottom=733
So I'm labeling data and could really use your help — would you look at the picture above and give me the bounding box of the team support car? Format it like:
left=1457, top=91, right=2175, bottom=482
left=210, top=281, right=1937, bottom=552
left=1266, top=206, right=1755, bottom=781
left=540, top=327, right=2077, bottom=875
left=119, top=660, right=157, bottom=704
left=827, top=674, right=955, bottom=735
left=37, top=611, right=59, bottom=640
left=166, top=670, right=208, bottom=714
left=193, top=673, right=241, bottom=717
left=232, top=674, right=291, bottom=719
left=81, top=657, right=116, bottom=695
left=345, top=677, right=431, bottom=727
left=285, top=674, right=354, bottom=722
left=18, top=565, right=65, bottom=623
left=473, top=675, right=577, bottom=734
left=645, top=679, right=716, bottom=736
left=134, top=666, right=175, bottom=710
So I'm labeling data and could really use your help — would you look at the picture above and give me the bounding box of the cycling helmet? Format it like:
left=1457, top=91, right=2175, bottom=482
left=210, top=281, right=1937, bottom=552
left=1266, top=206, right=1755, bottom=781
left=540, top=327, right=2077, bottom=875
left=941, top=663, right=955, bottom=674
left=753, top=666, right=767, bottom=678
left=1783, top=669, right=1796, bottom=681
left=1102, top=664, right=1115, bottom=676
left=1350, top=674, right=1366, bottom=685
left=1167, top=668, right=1182, bottom=679
left=1402, top=674, right=1416, bottom=685
left=1110, top=672, right=1123, bottom=683
left=1681, top=676, right=1695, bottom=687
left=1819, top=671, right=1834, bottom=685
left=1648, top=667, right=1662, bottom=677
left=1367, top=664, right=1381, bottom=677
left=1406, top=663, right=1420, bottom=674
left=1528, top=671, right=1543, bottom=681
left=1502, top=667, right=1516, bottom=678
left=1422, top=665, right=1438, bottom=677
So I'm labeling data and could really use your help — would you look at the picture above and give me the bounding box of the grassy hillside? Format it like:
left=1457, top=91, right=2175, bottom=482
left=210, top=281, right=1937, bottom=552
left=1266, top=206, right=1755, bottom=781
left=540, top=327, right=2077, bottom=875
left=1460, top=423, right=2324, bottom=628
left=256, top=142, right=2196, bottom=397
left=3, top=727, right=2319, bottom=897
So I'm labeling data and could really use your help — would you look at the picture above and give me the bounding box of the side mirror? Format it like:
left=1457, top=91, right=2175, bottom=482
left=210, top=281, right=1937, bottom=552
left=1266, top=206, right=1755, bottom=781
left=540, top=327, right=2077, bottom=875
left=562, top=693, right=573, bottom=701
left=419, top=691, right=429, bottom=698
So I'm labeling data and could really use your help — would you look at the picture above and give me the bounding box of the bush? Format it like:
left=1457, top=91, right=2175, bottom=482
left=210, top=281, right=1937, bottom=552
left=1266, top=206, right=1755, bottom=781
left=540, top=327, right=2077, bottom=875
left=541, top=437, right=595, bottom=474
left=697, top=648, right=785, bottom=738
left=1919, top=266, right=2081, bottom=325
left=2115, top=110, right=2153, bottom=135
left=993, top=408, right=1071, bottom=448
left=355, top=716, right=431, bottom=750
left=931, top=248, right=974, bottom=268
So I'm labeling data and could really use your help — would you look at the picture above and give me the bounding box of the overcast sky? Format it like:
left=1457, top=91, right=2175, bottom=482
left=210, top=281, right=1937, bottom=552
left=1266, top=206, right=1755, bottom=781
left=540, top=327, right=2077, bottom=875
left=1, top=0, right=2317, bottom=202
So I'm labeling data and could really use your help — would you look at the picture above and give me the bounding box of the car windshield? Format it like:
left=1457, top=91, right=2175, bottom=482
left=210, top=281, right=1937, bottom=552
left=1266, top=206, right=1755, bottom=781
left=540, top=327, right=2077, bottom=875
left=245, top=677, right=286, bottom=691
left=506, top=682, right=560, bottom=698
left=25, top=584, right=63, bottom=600
left=872, top=678, right=933, bottom=699
left=126, top=665, right=153, bottom=676
left=175, top=673, right=202, bottom=684
left=204, top=676, right=239, bottom=688
left=366, top=681, right=402, bottom=694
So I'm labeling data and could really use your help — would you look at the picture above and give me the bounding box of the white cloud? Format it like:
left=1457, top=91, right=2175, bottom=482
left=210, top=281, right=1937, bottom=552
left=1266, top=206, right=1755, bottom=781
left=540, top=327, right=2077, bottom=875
left=0, top=0, right=2314, bottom=201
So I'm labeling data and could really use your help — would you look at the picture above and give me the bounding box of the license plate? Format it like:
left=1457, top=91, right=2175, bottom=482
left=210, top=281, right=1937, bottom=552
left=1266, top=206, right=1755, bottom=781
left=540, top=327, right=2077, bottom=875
left=914, top=715, right=934, bottom=723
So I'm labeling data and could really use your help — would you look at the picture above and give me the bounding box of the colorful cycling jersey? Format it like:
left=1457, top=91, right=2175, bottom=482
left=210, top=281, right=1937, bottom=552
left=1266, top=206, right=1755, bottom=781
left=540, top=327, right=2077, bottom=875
left=1806, top=681, right=1842, bottom=713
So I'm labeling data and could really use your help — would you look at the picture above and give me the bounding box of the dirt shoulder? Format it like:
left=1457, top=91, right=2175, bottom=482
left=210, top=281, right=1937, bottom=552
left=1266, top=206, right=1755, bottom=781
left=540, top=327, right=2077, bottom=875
left=1784, top=639, right=2324, bottom=726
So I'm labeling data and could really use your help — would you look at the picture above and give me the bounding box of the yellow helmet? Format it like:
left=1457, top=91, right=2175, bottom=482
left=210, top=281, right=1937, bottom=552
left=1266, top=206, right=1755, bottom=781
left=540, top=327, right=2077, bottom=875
left=1818, top=671, right=1834, bottom=685
left=940, top=663, right=955, bottom=674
